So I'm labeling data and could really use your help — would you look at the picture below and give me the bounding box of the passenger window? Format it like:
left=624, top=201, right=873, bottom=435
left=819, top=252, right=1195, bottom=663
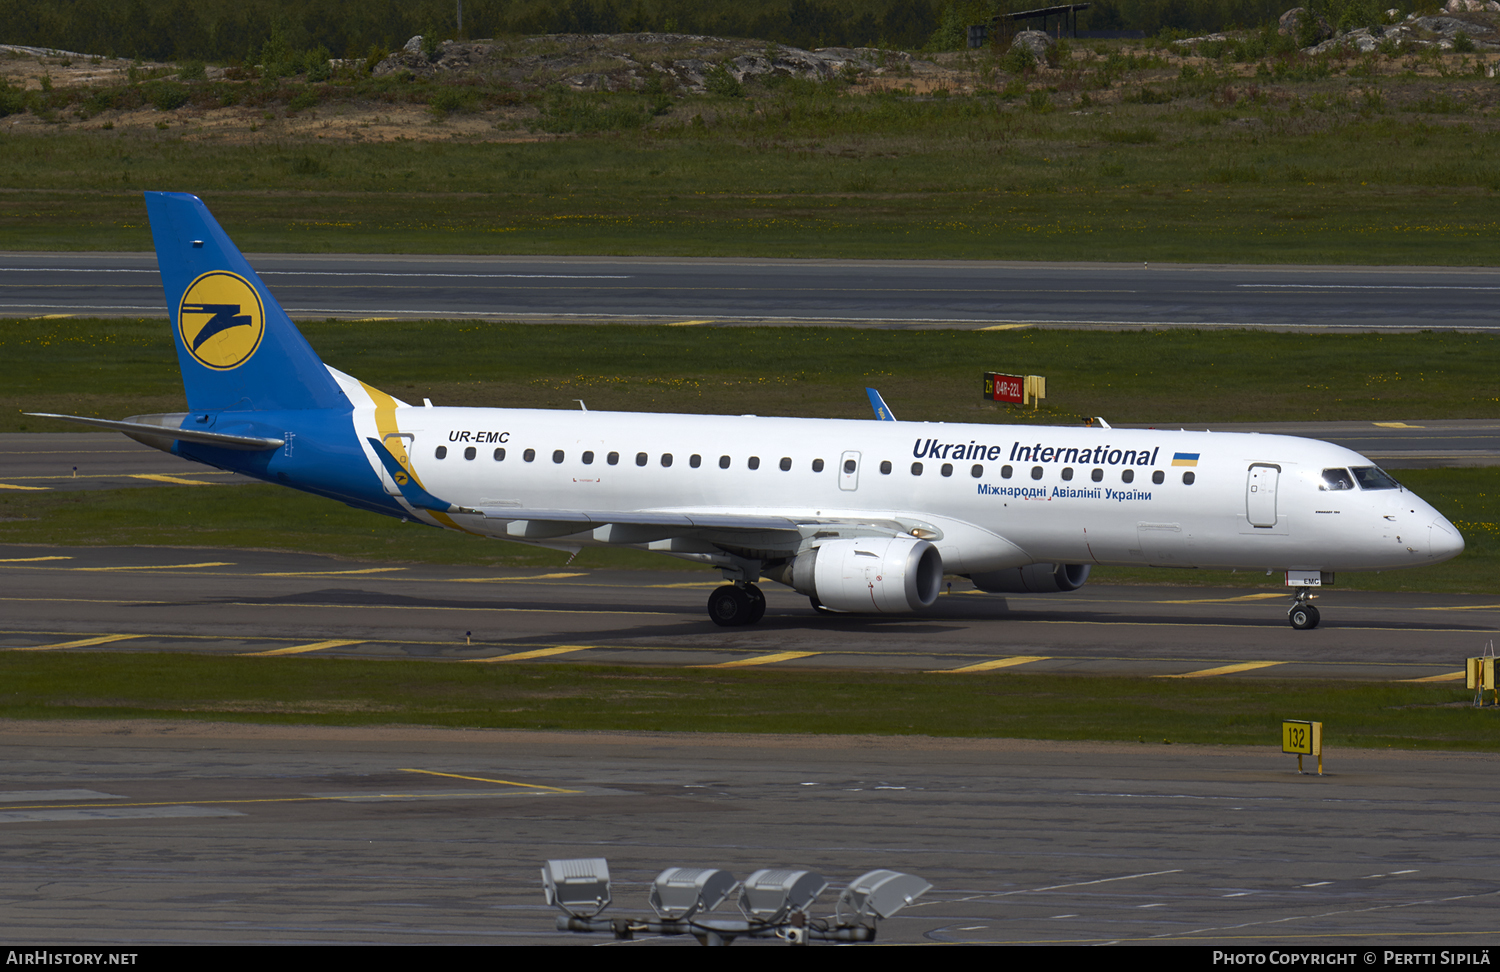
left=463, top=446, right=475, bottom=460
left=941, top=463, right=953, bottom=477
left=877, top=460, right=889, bottom=475
left=435, top=446, right=448, bottom=459
left=1321, top=468, right=1355, bottom=491
left=970, top=464, right=983, bottom=478
left=582, top=451, right=594, bottom=465
left=635, top=452, right=648, bottom=466
left=1091, top=468, right=1103, bottom=482
left=690, top=454, right=702, bottom=468
left=523, top=448, right=535, bottom=462
left=843, top=458, right=856, bottom=474
left=493, top=448, right=505, bottom=461
left=1001, top=465, right=1012, bottom=479
left=1122, top=469, right=1135, bottom=484
left=552, top=450, right=564, bottom=464
left=607, top=451, right=619, bottom=465
left=1060, top=467, right=1073, bottom=482
left=814, top=458, right=827, bottom=473
left=911, top=462, right=923, bottom=476
left=661, top=453, right=673, bottom=467
left=1152, top=470, right=1164, bottom=485
left=748, top=456, right=761, bottom=470
left=719, top=455, right=731, bottom=469
left=1183, top=471, right=1196, bottom=485
left=1031, top=466, right=1043, bottom=480
left=780, top=457, right=792, bottom=471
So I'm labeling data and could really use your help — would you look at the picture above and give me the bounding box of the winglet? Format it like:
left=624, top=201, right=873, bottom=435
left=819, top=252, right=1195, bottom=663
left=866, top=388, right=897, bottom=422
left=365, top=437, right=456, bottom=512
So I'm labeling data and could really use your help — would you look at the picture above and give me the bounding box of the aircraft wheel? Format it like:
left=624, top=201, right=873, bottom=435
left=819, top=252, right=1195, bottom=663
left=745, top=584, right=767, bottom=624
left=708, top=585, right=752, bottom=626
left=1289, top=604, right=1320, bottom=630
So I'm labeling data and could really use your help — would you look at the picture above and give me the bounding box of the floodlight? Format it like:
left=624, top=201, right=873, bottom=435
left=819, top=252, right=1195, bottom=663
left=737, top=869, right=828, bottom=923
left=541, top=858, right=611, bottom=918
left=836, top=869, right=932, bottom=923
left=648, top=867, right=739, bottom=920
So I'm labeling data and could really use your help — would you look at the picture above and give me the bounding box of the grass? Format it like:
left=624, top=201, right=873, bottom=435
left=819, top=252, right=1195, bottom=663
left=7, top=319, right=1500, bottom=434
left=1, top=653, right=1495, bottom=750
left=4, top=41, right=1500, bottom=262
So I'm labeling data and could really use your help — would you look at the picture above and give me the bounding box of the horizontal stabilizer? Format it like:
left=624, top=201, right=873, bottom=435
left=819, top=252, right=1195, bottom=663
left=26, top=412, right=284, bottom=451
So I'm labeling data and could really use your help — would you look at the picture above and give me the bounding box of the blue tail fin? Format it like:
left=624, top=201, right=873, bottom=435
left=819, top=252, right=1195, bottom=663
left=145, top=192, right=350, bottom=413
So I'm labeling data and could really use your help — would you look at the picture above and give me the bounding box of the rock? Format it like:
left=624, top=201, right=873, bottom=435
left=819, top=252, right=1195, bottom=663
left=403, top=35, right=423, bottom=54
left=1279, top=7, right=1335, bottom=43
left=1010, top=30, right=1055, bottom=60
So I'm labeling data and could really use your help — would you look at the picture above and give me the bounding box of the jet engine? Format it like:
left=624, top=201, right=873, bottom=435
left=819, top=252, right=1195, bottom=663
left=772, top=537, right=944, bottom=613
left=969, top=563, right=1091, bottom=594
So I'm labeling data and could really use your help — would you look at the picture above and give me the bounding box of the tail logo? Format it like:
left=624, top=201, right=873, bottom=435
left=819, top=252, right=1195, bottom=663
left=178, top=271, right=265, bottom=370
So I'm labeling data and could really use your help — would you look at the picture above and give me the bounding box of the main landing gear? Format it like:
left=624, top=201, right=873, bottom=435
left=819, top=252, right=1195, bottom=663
left=1288, top=587, right=1320, bottom=630
left=708, top=583, right=766, bottom=627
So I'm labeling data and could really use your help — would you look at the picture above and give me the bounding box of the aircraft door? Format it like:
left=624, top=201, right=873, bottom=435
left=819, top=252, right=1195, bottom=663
left=378, top=432, right=418, bottom=497
left=1246, top=463, right=1280, bottom=528
left=839, top=451, right=861, bottom=491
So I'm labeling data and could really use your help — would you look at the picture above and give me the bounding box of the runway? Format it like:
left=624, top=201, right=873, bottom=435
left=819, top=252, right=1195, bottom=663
left=1, top=545, right=1493, bottom=680
left=4, top=252, right=1500, bottom=330
left=2, top=722, right=1497, bottom=945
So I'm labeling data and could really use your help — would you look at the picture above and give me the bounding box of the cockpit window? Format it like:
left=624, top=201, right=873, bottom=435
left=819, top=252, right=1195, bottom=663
left=1320, top=468, right=1355, bottom=491
left=1351, top=466, right=1401, bottom=490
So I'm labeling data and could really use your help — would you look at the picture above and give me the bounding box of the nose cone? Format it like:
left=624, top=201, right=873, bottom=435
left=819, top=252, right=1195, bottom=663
left=1430, top=516, right=1465, bottom=563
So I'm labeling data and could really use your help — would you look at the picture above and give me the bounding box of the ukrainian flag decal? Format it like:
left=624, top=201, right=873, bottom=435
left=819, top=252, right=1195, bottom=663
left=1172, top=452, right=1200, bottom=466
left=178, top=271, right=265, bottom=370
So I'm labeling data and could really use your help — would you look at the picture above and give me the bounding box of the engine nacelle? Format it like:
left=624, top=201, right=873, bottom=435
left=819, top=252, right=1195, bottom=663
left=774, top=537, right=944, bottom=613
left=969, top=563, right=1091, bottom=594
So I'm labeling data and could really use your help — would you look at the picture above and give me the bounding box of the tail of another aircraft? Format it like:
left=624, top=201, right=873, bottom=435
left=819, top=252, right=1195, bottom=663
left=144, top=192, right=349, bottom=414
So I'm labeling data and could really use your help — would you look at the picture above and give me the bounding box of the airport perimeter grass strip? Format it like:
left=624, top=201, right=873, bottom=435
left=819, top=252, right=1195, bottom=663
left=1, top=654, right=1496, bottom=751
left=6, top=320, right=1500, bottom=432
left=0, top=467, right=1493, bottom=591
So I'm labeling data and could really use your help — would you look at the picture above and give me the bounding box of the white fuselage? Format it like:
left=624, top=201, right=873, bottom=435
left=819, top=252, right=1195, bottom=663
left=355, top=405, right=1464, bottom=575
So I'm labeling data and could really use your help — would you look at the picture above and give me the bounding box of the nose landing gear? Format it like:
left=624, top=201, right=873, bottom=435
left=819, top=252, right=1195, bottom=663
left=708, top=583, right=766, bottom=627
left=1288, top=587, right=1320, bottom=630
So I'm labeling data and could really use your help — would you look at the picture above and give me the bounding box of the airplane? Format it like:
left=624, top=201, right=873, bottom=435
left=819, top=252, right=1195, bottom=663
left=31, top=193, right=1465, bottom=630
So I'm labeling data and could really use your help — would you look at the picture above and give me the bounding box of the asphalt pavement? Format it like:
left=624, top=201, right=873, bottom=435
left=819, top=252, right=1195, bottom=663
left=4, top=252, right=1500, bottom=330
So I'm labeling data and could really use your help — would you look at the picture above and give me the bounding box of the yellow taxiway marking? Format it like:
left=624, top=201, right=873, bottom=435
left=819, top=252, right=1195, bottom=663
left=0, top=483, right=48, bottom=490
left=399, top=768, right=583, bottom=793
left=469, top=645, right=594, bottom=663
left=667, top=319, right=712, bottom=326
left=934, top=655, right=1051, bottom=674
left=1415, top=604, right=1500, bottom=611
left=700, top=651, right=821, bottom=669
left=1374, top=422, right=1424, bottom=428
left=0, top=556, right=72, bottom=563
left=976, top=323, right=1032, bottom=331
left=243, top=639, right=365, bottom=657
left=39, top=314, right=73, bottom=319
left=76, top=562, right=234, bottom=571
left=256, top=567, right=406, bottom=577
left=448, top=572, right=588, bottom=583
left=13, top=634, right=141, bottom=652
left=1154, top=593, right=1287, bottom=604
left=129, top=473, right=218, bottom=485
left=1158, top=661, right=1284, bottom=678
left=648, top=581, right=727, bottom=589
left=1399, top=671, right=1467, bottom=683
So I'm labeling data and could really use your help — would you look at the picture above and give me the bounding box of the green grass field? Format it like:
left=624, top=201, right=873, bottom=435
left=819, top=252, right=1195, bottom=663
left=8, top=318, right=1500, bottom=432
left=1, top=653, right=1494, bottom=750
